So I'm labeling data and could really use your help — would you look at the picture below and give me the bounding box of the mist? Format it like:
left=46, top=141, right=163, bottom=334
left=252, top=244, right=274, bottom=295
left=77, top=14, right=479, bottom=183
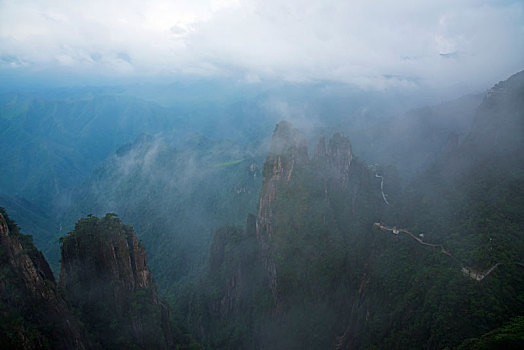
left=1, top=1, right=524, bottom=349
left=2, top=1, right=524, bottom=94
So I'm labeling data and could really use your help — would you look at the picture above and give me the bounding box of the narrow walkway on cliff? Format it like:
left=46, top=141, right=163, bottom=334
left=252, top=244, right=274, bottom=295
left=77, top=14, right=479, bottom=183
left=374, top=173, right=390, bottom=205
left=373, top=223, right=523, bottom=281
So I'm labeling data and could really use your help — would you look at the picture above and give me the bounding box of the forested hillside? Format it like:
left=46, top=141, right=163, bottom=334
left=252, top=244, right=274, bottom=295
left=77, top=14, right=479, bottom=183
left=0, top=93, right=186, bottom=255
left=2, top=0, right=523, bottom=348
left=0, top=208, right=198, bottom=349
left=61, top=134, right=263, bottom=292
left=180, top=72, right=524, bottom=349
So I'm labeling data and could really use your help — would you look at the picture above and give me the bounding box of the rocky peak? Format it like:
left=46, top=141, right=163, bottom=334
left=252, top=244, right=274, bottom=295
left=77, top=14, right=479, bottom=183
left=0, top=211, right=54, bottom=297
left=256, top=122, right=357, bottom=306
left=0, top=208, right=92, bottom=349
left=471, top=71, right=524, bottom=149
left=263, top=121, right=309, bottom=183
left=485, top=70, right=524, bottom=100
left=258, top=122, right=310, bottom=244
left=59, top=213, right=173, bottom=349
left=327, top=132, right=353, bottom=180
left=443, top=70, right=524, bottom=178
left=257, top=121, right=309, bottom=303
left=60, top=214, right=156, bottom=300
left=268, top=121, right=309, bottom=159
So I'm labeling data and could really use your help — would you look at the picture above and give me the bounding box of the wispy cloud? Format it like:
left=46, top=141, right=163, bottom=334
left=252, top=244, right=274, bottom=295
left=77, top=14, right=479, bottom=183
left=1, top=0, right=523, bottom=89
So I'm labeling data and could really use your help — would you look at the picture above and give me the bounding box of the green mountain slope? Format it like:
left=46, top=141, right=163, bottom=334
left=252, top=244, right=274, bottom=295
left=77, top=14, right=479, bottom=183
left=186, top=71, right=524, bottom=349
left=62, top=135, right=263, bottom=291
left=0, top=208, right=94, bottom=349
left=0, top=93, right=187, bottom=254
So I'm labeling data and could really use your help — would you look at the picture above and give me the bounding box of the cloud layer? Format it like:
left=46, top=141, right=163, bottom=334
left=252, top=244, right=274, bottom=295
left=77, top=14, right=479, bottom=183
left=1, top=0, right=523, bottom=89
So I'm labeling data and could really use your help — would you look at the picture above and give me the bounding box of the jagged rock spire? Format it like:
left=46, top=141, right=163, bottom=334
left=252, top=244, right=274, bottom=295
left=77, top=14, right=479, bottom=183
left=328, top=132, right=352, bottom=179
left=0, top=209, right=93, bottom=349
left=59, top=214, right=173, bottom=349
left=257, top=121, right=309, bottom=303
left=256, top=122, right=355, bottom=306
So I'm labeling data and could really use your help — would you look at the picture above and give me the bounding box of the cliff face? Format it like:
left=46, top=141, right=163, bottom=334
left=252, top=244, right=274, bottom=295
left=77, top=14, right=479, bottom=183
left=197, top=215, right=262, bottom=348
left=257, top=122, right=309, bottom=236
left=469, top=70, right=524, bottom=155
left=65, top=133, right=263, bottom=292
left=0, top=208, right=92, bottom=350
left=208, top=225, right=249, bottom=318
left=188, top=123, right=380, bottom=348
left=189, top=73, right=524, bottom=350
left=254, top=121, right=380, bottom=319
left=256, top=121, right=309, bottom=302
left=59, top=214, right=173, bottom=350
left=438, top=70, right=524, bottom=180
left=327, top=132, right=353, bottom=185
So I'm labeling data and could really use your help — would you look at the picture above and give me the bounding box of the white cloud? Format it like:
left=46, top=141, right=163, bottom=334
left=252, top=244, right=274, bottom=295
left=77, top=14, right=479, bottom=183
left=0, top=0, right=523, bottom=89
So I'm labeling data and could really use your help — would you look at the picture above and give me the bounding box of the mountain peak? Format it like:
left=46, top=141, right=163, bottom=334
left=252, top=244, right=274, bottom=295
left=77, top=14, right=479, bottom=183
left=60, top=213, right=174, bottom=349
left=327, top=132, right=353, bottom=179
left=0, top=208, right=92, bottom=349
left=268, top=120, right=308, bottom=160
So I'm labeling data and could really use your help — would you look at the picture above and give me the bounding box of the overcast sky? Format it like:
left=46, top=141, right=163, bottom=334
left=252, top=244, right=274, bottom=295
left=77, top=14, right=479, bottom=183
left=1, top=0, right=523, bottom=90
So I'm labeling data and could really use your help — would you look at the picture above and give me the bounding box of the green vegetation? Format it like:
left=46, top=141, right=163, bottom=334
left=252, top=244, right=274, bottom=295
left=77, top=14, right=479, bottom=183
left=0, top=208, right=77, bottom=349
left=60, top=213, right=199, bottom=349
left=2, top=72, right=523, bottom=349
left=458, top=316, right=524, bottom=349
left=180, top=78, right=524, bottom=349
left=64, top=136, right=262, bottom=294
left=214, top=159, right=246, bottom=167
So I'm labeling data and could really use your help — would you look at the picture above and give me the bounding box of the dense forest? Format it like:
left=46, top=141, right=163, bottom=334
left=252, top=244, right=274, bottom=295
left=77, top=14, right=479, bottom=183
left=1, top=70, right=523, bottom=348
left=3, top=0, right=524, bottom=348
left=177, top=70, right=524, bottom=348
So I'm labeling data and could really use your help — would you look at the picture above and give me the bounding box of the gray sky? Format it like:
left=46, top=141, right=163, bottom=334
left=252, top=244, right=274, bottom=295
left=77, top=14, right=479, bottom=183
left=1, top=0, right=523, bottom=90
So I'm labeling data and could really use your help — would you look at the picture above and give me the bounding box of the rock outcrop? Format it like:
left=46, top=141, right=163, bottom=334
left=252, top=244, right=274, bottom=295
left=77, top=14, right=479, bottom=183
left=0, top=208, right=93, bottom=350
left=59, top=213, right=174, bottom=349
left=327, top=132, right=353, bottom=184
left=208, top=215, right=260, bottom=318
left=473, top=69, right=524, bottom=152
left=191, top=71, right=524, bottom=349
left=185, top=215, right=260, bottom=349
left=442, top=70, right=524, bottom=178
left=255, top=121, right=376, bottom=310
left=256, top=121, right=309, bottom=303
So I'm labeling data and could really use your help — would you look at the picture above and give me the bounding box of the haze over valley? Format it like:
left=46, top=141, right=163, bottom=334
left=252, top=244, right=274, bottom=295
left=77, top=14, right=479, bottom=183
left=1, top=1, right=523, bottom=349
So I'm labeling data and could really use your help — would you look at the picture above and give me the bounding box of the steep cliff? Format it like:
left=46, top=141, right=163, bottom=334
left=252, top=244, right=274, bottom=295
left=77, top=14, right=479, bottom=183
left=191, top=74, right=524, bottom=348
left=436, top=70, right=524, bottom=181
left=255, top=122, right=381, bottom=309
left=179, top=122, right=384, bottom=348
left=256, top=121, right=309, bottom=303
left=402, top=70, right=524, bottom=268
left=59, top=213, right=177, bottom=349
left=0, top=208, right=93, bottom=349
left=357, top=70, right=524, bottom=349
left=63, top=134, right=263, bottom=291
left=467, top=70, right=524, bottom=156
left=257, top=121, right=309, bottom=249
left=185, top=215, right=263, bottom=349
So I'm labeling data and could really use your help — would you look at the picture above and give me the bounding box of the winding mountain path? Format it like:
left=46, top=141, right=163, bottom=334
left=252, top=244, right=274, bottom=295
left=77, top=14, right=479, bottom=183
left=373, top=223, right=522, bottom=281
left=374, top=174, right=389, bottom=205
